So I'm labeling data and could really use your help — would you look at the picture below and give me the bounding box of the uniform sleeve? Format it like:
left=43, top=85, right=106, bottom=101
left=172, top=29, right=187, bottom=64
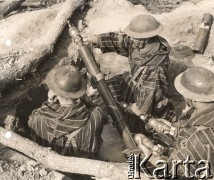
left=96, top=32, right=129, bottom=56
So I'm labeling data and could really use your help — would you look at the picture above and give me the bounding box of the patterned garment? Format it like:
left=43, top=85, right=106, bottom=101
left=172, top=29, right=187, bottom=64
left=167, top=105, right=214, bottom=177
left=96, top=33, right=172, bottom=116
left=92, top=33, right=175, bottom=132
left=28, top=101, right=107, bottom=157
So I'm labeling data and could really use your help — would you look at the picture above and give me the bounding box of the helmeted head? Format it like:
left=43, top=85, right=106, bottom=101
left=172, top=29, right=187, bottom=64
left=124, top=14, right=163, bottom=39
left=174, top=66, right=214, bottom=102
left=46, top=65, right=87, bottom=99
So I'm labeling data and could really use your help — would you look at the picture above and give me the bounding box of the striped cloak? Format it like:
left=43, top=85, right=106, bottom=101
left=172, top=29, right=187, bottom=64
left=167, top=105, right=214, bottom=177
left=28, top=101, right=106, bottom=157
left=92, top=33, right=175, bottom=132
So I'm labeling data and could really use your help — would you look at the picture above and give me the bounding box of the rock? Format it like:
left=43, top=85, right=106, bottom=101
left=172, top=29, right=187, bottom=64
left=177, top=45, right=185, bottom=51
left=38, top=168, right=48, bottom=177
left=18, top=165, right=26, bottom=177
left=13, top=160, right=21, bottom=168
left=183, top=24, right=193, bottom=34
left=0, top=166, right=4, bottom=173
left=80, top=5, right=85, bottom=10
left=176, top=0, right=182, bottom=4
left=88, top=1, right=94, bottom=7
left=35, top=166, right=39, bottom=171
left=173, top=39, right=180, bottom=45
left=2, top=162, right=10, bottom=170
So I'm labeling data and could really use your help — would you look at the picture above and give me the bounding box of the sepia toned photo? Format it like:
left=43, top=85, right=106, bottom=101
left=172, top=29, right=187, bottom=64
left=0, top=0, right=213, bottom=179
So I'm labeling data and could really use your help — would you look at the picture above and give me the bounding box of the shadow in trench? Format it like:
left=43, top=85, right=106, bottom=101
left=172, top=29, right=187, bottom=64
left=15, top=84, right=48, bottom=133
left=168, top=45, right=196, bottom=116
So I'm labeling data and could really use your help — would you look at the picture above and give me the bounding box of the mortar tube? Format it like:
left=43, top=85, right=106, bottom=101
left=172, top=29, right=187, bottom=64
left=79, top=46, right=136, bottom=149
left=68, top=24, right=137, bottom=150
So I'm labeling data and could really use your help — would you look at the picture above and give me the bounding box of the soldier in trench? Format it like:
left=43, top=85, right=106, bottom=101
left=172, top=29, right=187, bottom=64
left=27, top=65, right=108, bottom=158
left=135, top=66, right=214, bottom=178
left=86, top=14, right=175, bottom=133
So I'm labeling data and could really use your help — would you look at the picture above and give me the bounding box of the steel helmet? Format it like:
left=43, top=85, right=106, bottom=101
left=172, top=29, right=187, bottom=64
left=46, top=65, right=87, bottom=98
left=174, top=66, right=214, bottom=102
left=124, top=14, right=163, bottom=39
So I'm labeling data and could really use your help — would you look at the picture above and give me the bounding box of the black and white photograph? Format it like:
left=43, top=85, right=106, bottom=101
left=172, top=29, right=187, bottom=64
left=0, top=0, right=213, bottom=179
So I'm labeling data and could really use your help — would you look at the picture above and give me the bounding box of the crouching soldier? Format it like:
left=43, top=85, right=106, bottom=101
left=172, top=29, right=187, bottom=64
left=135, top=66, right=214, bottom=178
left=87, top=14, right=175, bottom=133
left=28, top=65, right=107, bottom=158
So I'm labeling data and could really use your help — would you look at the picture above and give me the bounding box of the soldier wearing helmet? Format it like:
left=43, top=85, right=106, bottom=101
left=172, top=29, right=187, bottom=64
left=87, top=14, right=174, bottom=133
left=135, top=66, right=214, bottom=178
left=28, top=65, right=107, bottom=157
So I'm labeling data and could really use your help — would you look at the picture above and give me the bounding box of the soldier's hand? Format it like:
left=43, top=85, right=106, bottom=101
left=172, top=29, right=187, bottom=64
left=134, top=134, right=166, bottom=166
left=138, top=143, right=163, bottom=166
left=148, top=118, right=171, bottom=134
left=158, top=119, right=177, bottom=136
left=81, top=33, right=98, bottom=45
left=134, top=133, right=164, bottom=156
